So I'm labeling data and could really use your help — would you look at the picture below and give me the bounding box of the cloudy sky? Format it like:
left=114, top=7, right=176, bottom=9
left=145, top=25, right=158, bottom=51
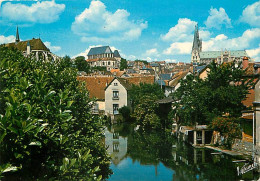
left=0, top=0, right=260, bottom=62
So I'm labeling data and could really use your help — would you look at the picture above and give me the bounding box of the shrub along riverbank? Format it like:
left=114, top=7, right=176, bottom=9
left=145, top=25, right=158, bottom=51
left=0, top=47, right=111, bottom=180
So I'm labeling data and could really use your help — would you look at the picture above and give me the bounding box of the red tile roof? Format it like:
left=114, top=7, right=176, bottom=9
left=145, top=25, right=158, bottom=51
left=77, top=75, right=155, bottom=100
left=242, top=78, right=259, bottom=107
left=77, top=76, right=114, bottom=100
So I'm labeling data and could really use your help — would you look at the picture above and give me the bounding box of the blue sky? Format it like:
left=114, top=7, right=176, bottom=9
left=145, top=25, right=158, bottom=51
left=0, top=0, right=260, bottom=62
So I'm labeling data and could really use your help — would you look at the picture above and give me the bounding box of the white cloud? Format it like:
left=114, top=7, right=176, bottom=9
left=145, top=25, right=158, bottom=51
left=204, top=7, right=232, bottom=29
left=126, top=55, right=136, bottom=60
left=202, top=28, right=260, bottom=51
left=247, top=44, right=260, bottom=61
left=163, top=42, right=192, bottom=55
left=0, top=35, right=15, bottom=44
left=240, top=1, right=260, bottom=27
left=71, top=0, right=147, bottom=42
left=163, top=59, right=177, bottom=63
left=1, top=1, right=65, bottom=23
left=199, top=30, right=211, bottom=41
left=146, top=57, right=152, bottom=61
left=161, top=18, right=211, bottom=42
left=163, top=28, right=260, bottom=55
left=144, top=48, right=159, bottom=57
left=161, top=18, right=197, bottom=42
left=43, top=41, right=61, bottom=52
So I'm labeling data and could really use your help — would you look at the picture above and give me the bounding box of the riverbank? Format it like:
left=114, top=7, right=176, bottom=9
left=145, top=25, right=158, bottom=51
left=205, top=145, right=252, bottom=160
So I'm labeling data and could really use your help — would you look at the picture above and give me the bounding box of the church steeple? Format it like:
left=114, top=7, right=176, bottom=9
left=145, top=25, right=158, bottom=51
left=191, top=24, right=202, bottom=64
left=192, top=24, right=201, bottom=52
left=15, top=26, right=20, bottom=44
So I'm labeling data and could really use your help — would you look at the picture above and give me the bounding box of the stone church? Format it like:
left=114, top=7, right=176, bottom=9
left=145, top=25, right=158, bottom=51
left=191, top=25, right=249, bottom=65
left=87, top=46, right=121, bottom=71
left=2, top=26, right=58, bottom=61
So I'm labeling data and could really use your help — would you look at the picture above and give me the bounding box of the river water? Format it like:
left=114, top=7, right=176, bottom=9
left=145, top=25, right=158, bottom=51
left=105, top=123, right=259, bottom=181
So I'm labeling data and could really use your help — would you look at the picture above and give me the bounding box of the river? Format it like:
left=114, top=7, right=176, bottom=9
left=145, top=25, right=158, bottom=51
left=105, top=123, right=259, bottom=181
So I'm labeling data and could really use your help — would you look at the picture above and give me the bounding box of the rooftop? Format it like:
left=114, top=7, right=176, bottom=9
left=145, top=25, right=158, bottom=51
left=87, top=46, right=113, bottom=56
left=3, top=38, right=49, bottom=52
left=200, top=50, right=248, bottom=59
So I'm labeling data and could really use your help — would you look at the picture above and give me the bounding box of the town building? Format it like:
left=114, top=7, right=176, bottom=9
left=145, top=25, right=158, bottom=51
left=87, top=46, right=121, bottom=71
left=191, top=25, right=249, bottom=65
left=78, top=75, right=155, bottom=115
left=253, top=79, right=260, bottom=170
left=2, top=26, right=57, bottom=61
left=77, top=76, right=114, bottom=114
left=105, top=77, right=132, bottom=115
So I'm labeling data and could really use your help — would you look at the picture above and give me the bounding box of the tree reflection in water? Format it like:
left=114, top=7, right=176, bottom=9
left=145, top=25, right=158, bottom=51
left=106, top=123, right=259, bottom=181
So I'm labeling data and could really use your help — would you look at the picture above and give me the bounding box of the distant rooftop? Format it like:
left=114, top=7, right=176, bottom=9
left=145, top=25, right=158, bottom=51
left=3, top=38, right=49, bottom=52
left=160, top=74, right=172, bottom=80
left=200, top=50, right=248, bottom=59
left=87, top=46, right=113, bottom=56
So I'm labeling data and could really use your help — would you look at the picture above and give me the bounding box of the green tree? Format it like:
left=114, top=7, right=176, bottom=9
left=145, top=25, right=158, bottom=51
left=75, top=56, right=90, bottom=73
left=172, top=61, right=253, bottom=127
left=209, top=117, right=241, bottom=148
left=130, top=83, right=165, bottom=129
left=130, top=83, right=165, bottom=108
left=62, top=55, right=73, bottom=67
left=132, top=95, right=161, bottom=129
left=0, top=47, right=111, bottom=180
left=135, top=59, right=148, bottom=65
left=118, top=106, right=131, bottom=121
left=120, top=58, right=127, bottom=71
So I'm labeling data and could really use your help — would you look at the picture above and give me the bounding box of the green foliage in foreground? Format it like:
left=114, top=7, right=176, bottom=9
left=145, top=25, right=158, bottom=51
left=0, top=47, right=111, bottom=180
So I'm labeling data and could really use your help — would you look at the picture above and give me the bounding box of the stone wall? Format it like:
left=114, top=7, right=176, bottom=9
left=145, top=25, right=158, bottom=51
left=232, top=139, right=253, bottom=156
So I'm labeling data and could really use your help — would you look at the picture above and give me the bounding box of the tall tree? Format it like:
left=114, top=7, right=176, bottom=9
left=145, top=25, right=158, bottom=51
left=120, top=58, right=127, bottom=71
left=130, top=83, right=165, bottom=129
left=75, top=56, right=90, bottom=73
left=172, top=61, right=253, bottom=126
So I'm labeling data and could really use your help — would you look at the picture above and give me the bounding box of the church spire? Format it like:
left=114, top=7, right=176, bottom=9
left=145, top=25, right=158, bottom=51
left=192, top=24, right=199, bottom=51
left=191, top=24, right=202, bottom=64
left=16, top=26, right=20, bottom=43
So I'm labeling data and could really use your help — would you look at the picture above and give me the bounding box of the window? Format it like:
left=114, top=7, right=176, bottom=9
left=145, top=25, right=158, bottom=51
left=113, top=91, right=119, bottom=99
left=113, top=104, right=119, bottom=114
left=113, top=141, right=119, bottom=152
left=114, top=83, right=118, bottom=86
left=113, top=132, right=119, bottom=139
left=108, top=61, right=110, bottom=65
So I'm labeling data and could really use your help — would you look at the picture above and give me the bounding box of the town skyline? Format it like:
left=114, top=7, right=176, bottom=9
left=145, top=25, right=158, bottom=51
left=0, top=0, right=259, bottom=62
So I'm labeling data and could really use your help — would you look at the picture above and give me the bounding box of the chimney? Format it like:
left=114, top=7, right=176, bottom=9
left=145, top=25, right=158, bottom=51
left=242, top=56, right=249, bottom=69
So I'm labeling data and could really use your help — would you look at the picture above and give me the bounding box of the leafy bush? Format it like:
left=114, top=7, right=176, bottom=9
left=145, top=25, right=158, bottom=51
left=118, top=106, right=131, bottom=121
left=0, top=47, right=111, bottom=179
left=209, top=117, right=242, bottom=148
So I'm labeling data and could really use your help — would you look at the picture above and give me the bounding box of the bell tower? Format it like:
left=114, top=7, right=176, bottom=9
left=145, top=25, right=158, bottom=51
left=191, top=24, right=202, bottom=64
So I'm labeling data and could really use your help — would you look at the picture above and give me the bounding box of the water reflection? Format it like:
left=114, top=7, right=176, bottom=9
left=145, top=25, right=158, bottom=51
left=105, top=123, right=259, bottom=181
left=105, top=128, right=128, bottom=165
